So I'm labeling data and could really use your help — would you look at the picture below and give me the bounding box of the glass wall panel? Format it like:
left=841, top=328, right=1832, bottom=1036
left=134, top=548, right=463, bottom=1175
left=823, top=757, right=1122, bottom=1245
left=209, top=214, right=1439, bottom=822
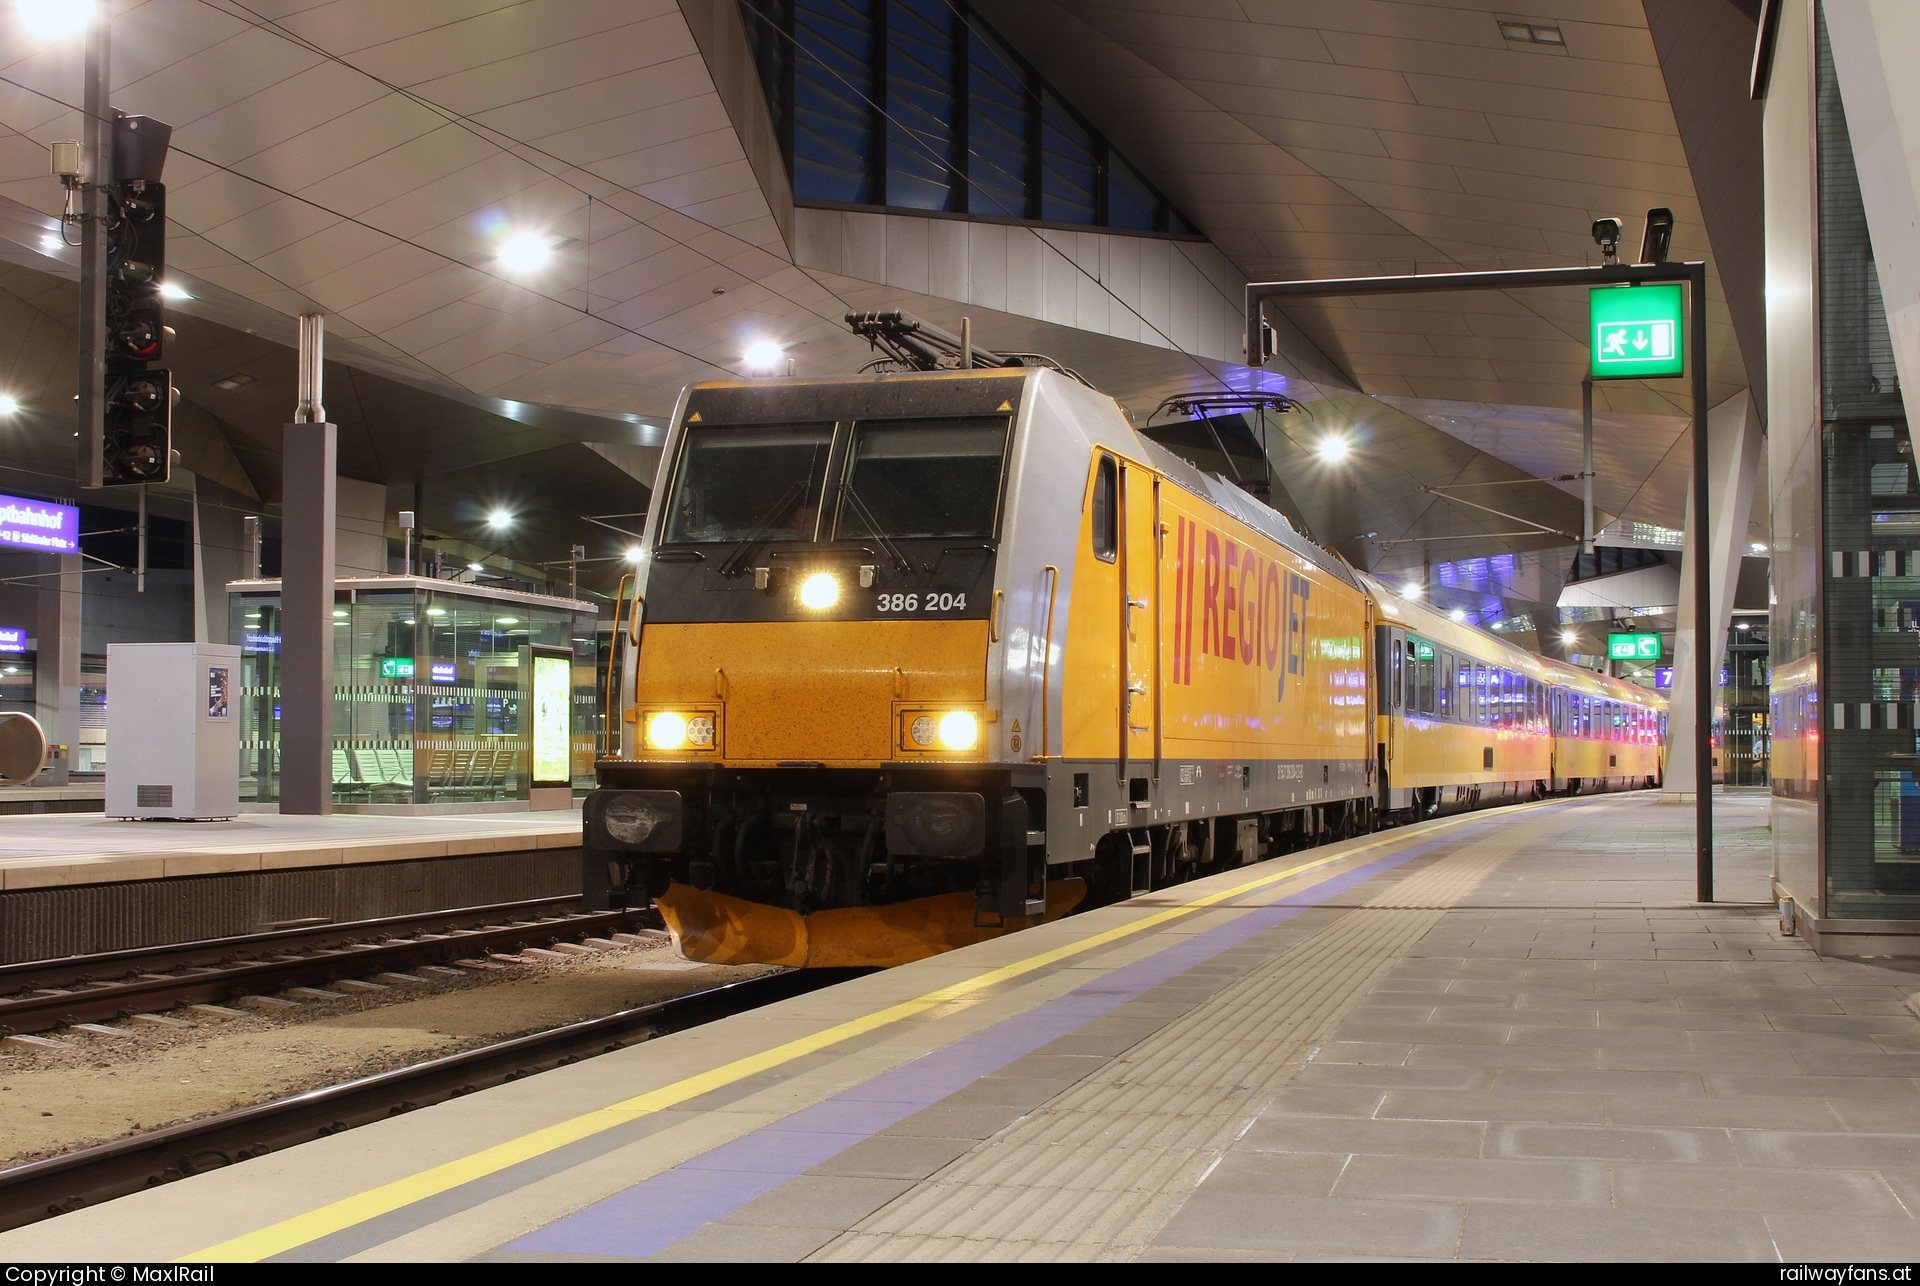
left=1815, top=4, right=1918, bottom=917
left=793, top=0, right=875, bottom=203
left=885, top=0, right=959, bottom=211
left=966, top=26, right=1030, bottom=219
left=1039, top=92, right=1096, bottom=225
left=1107, top=154, right=1158, bottom=232
left=741, top=0, right=1197, bottom=236
left=229, top=582, right=597, bottom=808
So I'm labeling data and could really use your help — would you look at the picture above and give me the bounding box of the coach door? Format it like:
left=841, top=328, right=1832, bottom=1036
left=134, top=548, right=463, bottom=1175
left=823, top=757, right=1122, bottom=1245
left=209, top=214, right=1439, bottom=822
left=1118, top=461, right=1159, bottom=782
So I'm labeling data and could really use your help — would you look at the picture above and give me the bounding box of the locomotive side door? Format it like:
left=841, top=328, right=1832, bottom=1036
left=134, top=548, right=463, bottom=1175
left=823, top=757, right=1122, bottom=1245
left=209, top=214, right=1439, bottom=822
left=1119, top=461, right=1159, bottom=780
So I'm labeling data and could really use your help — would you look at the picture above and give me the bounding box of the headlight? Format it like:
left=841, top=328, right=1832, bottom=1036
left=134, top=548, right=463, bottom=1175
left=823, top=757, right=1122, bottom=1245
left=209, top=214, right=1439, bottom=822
left=937, top=710, right=978, bottom=751
left=909, top=715, right=937, bottom=748
left=646, top=712, right=687, bottom=749
left=799, top=571, right=839, bottom=610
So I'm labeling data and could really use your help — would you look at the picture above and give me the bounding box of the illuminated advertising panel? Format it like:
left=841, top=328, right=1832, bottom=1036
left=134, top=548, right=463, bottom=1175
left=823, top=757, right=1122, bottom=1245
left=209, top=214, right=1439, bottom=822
left=531, top=651, right=571, bottom=787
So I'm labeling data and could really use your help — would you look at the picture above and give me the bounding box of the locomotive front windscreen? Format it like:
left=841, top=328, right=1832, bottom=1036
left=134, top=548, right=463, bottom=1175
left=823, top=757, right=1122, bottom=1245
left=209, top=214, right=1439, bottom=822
left=662, top=423, right=835, bottom=543
left=834, top=416, right=1010, bottom=541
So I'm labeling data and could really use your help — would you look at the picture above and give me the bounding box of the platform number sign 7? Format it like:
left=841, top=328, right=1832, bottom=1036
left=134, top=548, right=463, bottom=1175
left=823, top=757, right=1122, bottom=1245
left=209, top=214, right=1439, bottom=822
left=1590, top=284, right=1685, bottom=380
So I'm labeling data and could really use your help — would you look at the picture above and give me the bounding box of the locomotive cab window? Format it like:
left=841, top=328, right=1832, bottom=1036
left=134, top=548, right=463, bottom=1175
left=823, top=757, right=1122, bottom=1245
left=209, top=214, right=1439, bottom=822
left=662, top=422, right=835, bottom=544
left=834, top=415, right=1012, bottom=542
left=1091, top=456, right=1117, bottom=562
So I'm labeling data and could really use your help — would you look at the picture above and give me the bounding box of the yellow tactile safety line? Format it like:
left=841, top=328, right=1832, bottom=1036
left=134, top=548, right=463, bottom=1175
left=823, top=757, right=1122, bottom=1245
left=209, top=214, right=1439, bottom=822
left=182, top=799, right=1566, bottom=1263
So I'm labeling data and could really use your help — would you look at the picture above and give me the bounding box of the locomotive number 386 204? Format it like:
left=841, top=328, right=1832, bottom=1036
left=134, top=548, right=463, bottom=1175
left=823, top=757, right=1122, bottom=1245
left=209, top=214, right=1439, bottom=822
left=876, top=592, right=967, bottom=612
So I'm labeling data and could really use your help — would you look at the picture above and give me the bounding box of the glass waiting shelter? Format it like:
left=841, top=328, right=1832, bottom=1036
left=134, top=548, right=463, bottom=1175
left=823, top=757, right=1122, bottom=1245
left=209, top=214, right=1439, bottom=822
left=227, top=577, right=598, bottom=810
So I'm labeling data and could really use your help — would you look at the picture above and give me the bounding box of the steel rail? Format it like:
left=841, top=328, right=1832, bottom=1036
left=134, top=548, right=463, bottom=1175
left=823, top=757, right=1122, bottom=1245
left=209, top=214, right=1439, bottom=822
left=0, top=969, right=833, bottom=1234
left=0, top=902, right=652, bottom=1036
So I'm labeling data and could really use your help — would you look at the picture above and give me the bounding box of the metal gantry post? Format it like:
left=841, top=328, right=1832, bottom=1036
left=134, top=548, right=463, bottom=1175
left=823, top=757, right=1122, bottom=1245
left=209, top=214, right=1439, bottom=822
left=1245, top=259, right=1717, bottom=901
left=1690, top=262, right=1712, bottom=904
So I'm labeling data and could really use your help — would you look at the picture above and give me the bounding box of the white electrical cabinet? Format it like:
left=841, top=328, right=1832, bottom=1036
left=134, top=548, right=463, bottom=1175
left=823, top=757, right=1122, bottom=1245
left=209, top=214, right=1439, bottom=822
left=106, top=643, right=242, bottom=820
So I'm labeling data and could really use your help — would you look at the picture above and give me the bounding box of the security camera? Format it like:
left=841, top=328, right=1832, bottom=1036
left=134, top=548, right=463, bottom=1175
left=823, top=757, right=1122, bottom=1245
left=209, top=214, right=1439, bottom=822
left=1591, top=217, right=1623, bottom=265
left=1638, top=207, right=1674, bottom=265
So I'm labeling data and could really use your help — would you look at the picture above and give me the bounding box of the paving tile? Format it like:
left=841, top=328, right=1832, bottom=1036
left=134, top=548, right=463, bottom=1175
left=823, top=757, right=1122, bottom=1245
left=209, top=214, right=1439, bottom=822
left=1238, top=1114, right=1486, bottom=1158
left=1188, top=1151, right=1347, bottom=1198
left=1153, top=1194, right=1466, bottom=1259
left=1306, top=1041, right=1413, bottom=1066
left=1488, top=1123, right=1736, bottom=1163
left=1704, top=1073, right=1920, bottom=1102
left=1334, top=1154, right=1610, bottom=1205
left=1605, top=1095, right=1842, bottom=1131
left=808, top=1134, right=977, bottom=1180
left=1764, top=1214, right=1920, bottom=1262
left=1292, top=1063, right=1492, bottom=1092
left=717, top=1175, right=915, bottom=1231
left=1490, top=1069, right=1705, bottom=1096
left=1375, top=1088, right=1608, bottom=1125
left=1732, top=1130, right=1920, bottom=1169
left=1611, top=1162, right=1905, bottom=1215
left=652, top=1222, right=843, bottom=1262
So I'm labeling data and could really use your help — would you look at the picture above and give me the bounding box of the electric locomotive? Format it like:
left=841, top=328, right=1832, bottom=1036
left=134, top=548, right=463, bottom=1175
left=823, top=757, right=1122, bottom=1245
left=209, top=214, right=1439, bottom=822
left=582, top=312, right=1666, bottom=968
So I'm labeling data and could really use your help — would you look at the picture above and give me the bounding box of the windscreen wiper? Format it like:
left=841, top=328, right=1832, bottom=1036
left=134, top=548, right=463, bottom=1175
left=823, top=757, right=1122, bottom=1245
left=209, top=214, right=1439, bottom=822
left=716, top=478, right=808, bottom=579
left=838, top=484, right=913, bottom=573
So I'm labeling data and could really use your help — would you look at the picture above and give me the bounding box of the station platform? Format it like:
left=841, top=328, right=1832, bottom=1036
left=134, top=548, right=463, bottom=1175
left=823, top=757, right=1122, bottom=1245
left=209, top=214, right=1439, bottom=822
left=0, top=809, right=581, bottom=891
left=0, top=810, right=585, bottom=963
left=6, top=790, right=1920, bottom=1263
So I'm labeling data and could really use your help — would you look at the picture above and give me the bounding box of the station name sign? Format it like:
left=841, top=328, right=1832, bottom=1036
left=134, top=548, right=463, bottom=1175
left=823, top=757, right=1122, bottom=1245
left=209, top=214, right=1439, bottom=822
left=1590, top=284, right=1685, bottom=380
left=1608, top=632, right=1662, bottom=660
left=0, top=493, right=80, bottom=555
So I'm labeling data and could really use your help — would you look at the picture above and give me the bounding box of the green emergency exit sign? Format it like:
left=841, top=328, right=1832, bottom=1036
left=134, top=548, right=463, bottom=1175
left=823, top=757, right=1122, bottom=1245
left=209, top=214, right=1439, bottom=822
left=379, top=657, right=415, bottom=679
left=1590, top=284, right=1685, bottom=379
left=1608, top=632, right=1662, bottom=661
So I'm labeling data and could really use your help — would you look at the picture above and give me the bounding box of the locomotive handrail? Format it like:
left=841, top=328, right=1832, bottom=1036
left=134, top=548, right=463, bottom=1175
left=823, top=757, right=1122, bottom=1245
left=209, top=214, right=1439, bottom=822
left=1033, top=565, right=1059, bottom=761
left=605, top=573, right=634, bottom=755
left=990, top=589, right=1003, bottom=643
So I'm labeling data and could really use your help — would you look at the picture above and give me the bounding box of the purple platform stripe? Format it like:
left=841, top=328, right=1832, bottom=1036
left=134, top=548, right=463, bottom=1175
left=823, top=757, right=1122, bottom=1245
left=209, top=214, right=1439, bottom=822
left=510, top=830, right=1461, bottom=1259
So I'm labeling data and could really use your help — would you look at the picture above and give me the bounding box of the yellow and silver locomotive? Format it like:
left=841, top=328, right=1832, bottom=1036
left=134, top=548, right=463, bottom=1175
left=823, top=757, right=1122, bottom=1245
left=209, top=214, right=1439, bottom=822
left=584, top=313, right=1665, bottom=967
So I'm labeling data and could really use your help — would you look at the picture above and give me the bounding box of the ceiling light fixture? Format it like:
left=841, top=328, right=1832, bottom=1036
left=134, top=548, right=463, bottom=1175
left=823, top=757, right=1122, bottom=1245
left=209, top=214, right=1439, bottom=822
left=487, top=510, right=512, bottom=529
left=497, top=231, right=554, bottom=273
left=1316, top=435, right=1349, bottom=463
left=626, top=546, right=644, bottom=564
left=212, top=372, right=254, bottom=391
left=17, top=0, right=93, bottom=41
left=743, top=339, right=783, bottom=372
left=0, top=395, right=19, bottom=416
left=1497, top=18, right=1563, bottom=46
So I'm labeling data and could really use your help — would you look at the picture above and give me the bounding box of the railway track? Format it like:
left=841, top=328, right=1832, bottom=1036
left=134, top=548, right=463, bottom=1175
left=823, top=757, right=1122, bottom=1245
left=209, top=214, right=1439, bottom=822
left=0, top=896, right=658, bottom=1037
left=0, top=968, right=837, bottom=1234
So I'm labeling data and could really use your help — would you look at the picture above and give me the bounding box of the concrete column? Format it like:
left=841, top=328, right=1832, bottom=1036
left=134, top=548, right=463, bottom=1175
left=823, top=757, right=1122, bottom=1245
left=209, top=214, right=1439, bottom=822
left=1826, top=1, right=1920, bottom=462
left=33, top=553, right=81, bottom=785
left=1664, top=390, right=1763, bottom=800
left=279, top=423, right=336, bottom=815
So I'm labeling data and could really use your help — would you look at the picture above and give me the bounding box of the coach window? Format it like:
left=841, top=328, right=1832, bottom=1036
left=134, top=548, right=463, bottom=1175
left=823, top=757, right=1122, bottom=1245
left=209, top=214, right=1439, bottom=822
left=1437, top=652, right=1453, bottom=718
left=1389, top=639, right=1403, bottom=710
left=1091, top=456, right=1117, bottom=561
left=1415, top=641, right=1435, bottom=714
left=1469, top=663, right=1485, bottom=725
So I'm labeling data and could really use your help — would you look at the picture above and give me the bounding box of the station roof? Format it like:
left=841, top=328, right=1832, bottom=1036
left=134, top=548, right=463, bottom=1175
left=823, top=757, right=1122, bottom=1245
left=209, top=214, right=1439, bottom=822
left=0, top=0, right=1767, bottom=615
